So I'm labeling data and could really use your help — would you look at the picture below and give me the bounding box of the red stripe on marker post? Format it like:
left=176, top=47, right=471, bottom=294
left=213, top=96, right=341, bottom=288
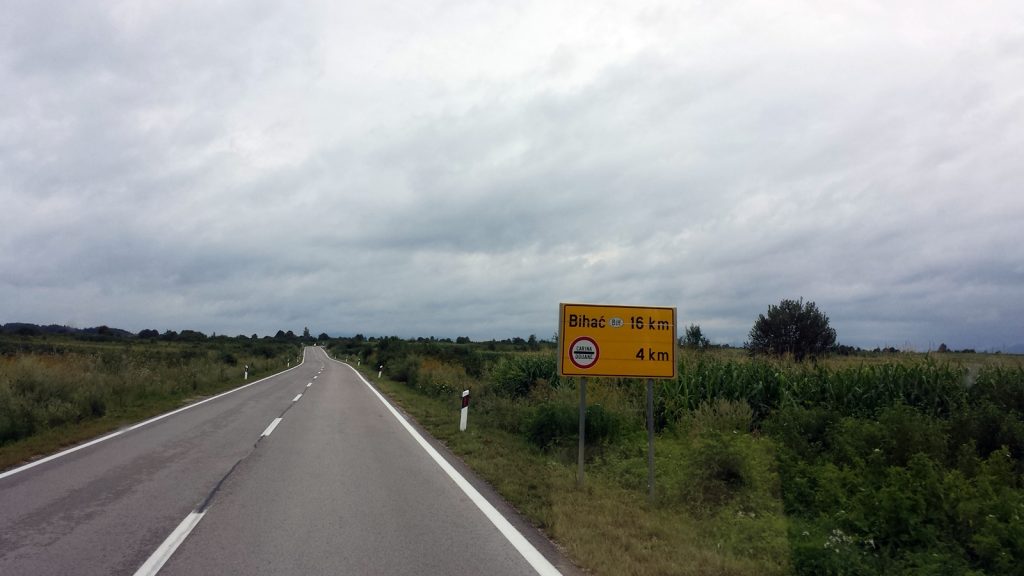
left=459, top=390, right=470, bottom=431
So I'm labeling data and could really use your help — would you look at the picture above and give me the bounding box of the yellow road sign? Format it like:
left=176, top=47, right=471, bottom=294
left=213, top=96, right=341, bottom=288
left=558, top=303, right=677, bottom=379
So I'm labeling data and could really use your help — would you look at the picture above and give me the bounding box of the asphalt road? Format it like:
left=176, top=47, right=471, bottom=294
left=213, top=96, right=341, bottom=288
left=0, top=347, right=573, bottom=575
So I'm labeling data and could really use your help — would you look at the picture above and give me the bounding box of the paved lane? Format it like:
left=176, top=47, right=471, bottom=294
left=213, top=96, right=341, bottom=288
left=0, top=350, right=318, bottom=575
left=161, top=347, right=552, bottom=575
left=0, top=347, right=574, bottom=575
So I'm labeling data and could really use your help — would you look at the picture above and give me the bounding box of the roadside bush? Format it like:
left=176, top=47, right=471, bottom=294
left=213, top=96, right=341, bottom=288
left=414, top=358, right=473, bottom=397
left=0, top=358, right=114, bottom=443
left=0, top=383, right=32, bottom=443
left=681, top=431, right=754, bottom=511
left=876, top=405, right=949, bottom=467
left=788, top=519, right=879, bottom=576
left=373, top=336, right=409, bottom=369
left=774, top=398, right=1024, bottom=574
left=584, top=404, right=622, bottom=447
left=429, top=345, right=485, bottom=378
left=80, top=388, right=107, bottom=418
left=490, top=353, right=557, bottom=398
left=477, top=395, right=532, bottom=435
left=386, top=354, right=420, bottom=387
left=525, top=402, right=622, bottom=450
left=948, top=399, right=1024, bottom=473
left=527, top=402, right=576, bottom=450
left=689, top=398, right=754, bottom=435
left=825, top=405, right=949, bottom=470
left=764, top=405, right=838, bottom=459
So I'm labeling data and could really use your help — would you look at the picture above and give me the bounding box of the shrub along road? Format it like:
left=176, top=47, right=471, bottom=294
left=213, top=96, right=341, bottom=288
left=0, top=347, right=573, bottom=575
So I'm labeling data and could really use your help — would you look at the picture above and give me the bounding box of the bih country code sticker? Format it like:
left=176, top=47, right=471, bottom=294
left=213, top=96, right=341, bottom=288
left=569, top=336, right=599, bottom=369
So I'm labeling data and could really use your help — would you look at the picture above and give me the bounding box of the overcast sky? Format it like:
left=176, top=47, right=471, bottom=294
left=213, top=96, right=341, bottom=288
left=2, top=1, right=1022, bottom=350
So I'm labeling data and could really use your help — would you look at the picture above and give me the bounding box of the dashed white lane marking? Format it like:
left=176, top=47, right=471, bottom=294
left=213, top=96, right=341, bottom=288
left=292, top=394, right=302, bottom=402
left=341, top=363, right=563, bottom=576
left=132, top=510, right=206, bottom=576
left=261, top=417, right=283, bottom=438
left=128, top=348, right=325, bottom=576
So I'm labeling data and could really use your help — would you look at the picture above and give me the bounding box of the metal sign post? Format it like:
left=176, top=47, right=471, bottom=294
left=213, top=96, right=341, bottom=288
left=577, top=377, right=587, bottom=488
left=558, top=303, right=677, bottom=495
left=647, top=378, right=655, bottom=502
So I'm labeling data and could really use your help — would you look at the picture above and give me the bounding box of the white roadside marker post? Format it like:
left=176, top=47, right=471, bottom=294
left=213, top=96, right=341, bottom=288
left=460, top=390, right=470, bottom=432
left=378, top=364, right=383, bottom=378
left=244, top=364, right=249, bottom=381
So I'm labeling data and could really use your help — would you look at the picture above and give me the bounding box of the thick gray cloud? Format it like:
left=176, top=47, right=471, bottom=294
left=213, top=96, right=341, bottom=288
left=2, top=0, right=1022, bottom=350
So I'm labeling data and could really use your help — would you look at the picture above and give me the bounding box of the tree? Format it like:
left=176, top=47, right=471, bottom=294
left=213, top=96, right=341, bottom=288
left=178, top=329, right=207, bottom=342
left=747, top=298, right=836, bottom=361
left=682, top=324, right=710, bottom=350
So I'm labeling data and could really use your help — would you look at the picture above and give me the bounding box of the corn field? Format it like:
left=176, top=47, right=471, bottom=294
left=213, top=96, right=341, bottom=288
left=659, top=355, right=1023, bottom=425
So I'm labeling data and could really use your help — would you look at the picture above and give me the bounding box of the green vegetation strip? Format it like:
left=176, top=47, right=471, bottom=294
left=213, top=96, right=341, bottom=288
left=0, top=335, right=300, bottom=471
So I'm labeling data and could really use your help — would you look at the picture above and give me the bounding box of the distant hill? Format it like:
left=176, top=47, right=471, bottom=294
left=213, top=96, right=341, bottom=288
left=0, top=322, right=134, bottom=338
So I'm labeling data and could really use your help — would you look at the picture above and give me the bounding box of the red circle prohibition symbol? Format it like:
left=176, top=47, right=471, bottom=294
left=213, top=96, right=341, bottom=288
left=569, top=336, right=600, bottom=370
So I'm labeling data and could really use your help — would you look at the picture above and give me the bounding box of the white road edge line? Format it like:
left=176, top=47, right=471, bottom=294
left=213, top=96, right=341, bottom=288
left=0, top=359, right=308, bottom=481
left=342, top=361, right=563, bottom=576
left=132, top=510, right=206, bottom=576
left=261, top=417, right=283, bottom=437
left=292, top=394, right=303, bottom=402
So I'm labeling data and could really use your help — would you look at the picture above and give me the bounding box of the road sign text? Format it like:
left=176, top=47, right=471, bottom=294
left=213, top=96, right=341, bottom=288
left=559, top=303, right=677, bottom=379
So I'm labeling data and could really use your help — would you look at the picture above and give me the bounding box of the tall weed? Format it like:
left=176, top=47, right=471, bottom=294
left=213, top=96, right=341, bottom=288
left=0, top=341, right=297, bottom=448
left=490, top=353, right=558, bottom=398
left=413, top=358, right=474, bottom=397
